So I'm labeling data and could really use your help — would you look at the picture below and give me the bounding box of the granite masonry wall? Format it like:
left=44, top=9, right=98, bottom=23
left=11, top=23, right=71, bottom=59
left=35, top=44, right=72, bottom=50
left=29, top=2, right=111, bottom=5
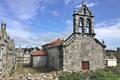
left=63, top=34, right=105, bottom=72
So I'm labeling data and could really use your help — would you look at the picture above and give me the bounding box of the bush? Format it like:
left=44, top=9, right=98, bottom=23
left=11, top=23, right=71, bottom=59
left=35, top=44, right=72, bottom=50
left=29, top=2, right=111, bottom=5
left=59, top=72, right=85, bottom=80
left=89, top=70, right=119, bottom=80
left=59, top=70, right=120, bottom=80
left=103, top=63, right=120, bottom=76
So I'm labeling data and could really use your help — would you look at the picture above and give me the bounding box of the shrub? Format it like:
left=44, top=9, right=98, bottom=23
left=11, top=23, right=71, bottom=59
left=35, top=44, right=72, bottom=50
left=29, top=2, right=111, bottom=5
left=59, top=72, right=85, bottom=80
left=89, top=70, right=119, bottom=80
left=59, top=70, right=120, bottom=80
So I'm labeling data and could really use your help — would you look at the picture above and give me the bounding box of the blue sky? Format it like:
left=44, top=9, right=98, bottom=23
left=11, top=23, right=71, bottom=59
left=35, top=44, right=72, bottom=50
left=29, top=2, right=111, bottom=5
left=0, top=0, right=120, bottom=49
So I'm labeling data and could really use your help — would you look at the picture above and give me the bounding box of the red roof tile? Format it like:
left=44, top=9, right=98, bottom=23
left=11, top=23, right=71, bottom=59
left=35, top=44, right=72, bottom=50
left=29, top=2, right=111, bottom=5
left=44, top=38, right=63, bottom=48
left=31, top=49, right=48, bottom=56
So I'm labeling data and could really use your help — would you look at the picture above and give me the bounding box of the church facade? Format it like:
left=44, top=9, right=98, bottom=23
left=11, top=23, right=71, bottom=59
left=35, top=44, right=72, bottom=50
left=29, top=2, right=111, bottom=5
left=63, top=3, right=106, bottom=71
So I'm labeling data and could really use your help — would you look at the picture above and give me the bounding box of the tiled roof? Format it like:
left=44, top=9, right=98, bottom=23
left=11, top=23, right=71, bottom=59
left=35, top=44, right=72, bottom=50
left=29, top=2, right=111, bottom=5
left=31, top=49, right=48, bottom=56
left=43, top=38, right=63, bottom=48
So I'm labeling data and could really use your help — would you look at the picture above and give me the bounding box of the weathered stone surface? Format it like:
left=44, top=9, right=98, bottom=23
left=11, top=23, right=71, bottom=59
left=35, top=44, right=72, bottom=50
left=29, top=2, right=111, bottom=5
left=0, top=21, right=16, bottom=76
left=63, top=34, right=105, bottom=71
left=15, top=47, right=40, bottom=64
left=32, top=56, right=48, bottom=68
left=47, top=47, right=61, bottom=70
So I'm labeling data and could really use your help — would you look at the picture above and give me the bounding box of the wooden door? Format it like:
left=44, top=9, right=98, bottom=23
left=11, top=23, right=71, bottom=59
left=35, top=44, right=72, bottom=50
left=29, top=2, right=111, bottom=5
left=82, top=61, right=89, bottom=70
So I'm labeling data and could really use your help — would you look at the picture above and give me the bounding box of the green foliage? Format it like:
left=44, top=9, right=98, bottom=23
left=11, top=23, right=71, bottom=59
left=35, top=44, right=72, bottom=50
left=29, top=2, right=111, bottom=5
left=89, top=70, right=119, bottom=80
left=59, top=72, right=85, bottom=80
left=114, top=50, right=120, bottom=63
left=103, top=63, right=120, bottom=76
left=59, top=68, right=120, bottom=80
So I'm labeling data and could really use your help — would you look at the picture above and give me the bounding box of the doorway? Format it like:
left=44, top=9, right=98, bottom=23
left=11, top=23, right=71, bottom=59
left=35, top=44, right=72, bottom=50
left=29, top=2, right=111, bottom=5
left=82, top=61, right=89, bottom=70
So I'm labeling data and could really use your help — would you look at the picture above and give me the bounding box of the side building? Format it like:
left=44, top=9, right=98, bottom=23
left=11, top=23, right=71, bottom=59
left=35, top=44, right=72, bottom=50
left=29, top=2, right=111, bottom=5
left=42, top=39, right=63, bottom=70
left=15, top=47, right=40, bottom=65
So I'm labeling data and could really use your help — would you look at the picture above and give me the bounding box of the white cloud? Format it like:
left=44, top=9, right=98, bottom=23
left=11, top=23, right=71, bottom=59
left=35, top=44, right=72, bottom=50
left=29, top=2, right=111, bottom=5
left=64, top=0, right=97, bottom=8
left=5, top=0, right=41, bottom=20
left=5, top=19, right=62, bottom=48
left=87, top=2, right=97, bottom=7
left=51, top=10, right=60, bottom=17
left=58, top=19, right=73, bottom=39
left=64, top=0, right=72, bottom=5
left=0, top=7, right=6, bottom=18
left=95, top=18, right=120, bottom=49
left=65, top=19, right=73, bottom=31
left=1, top=0, right=59, bottom=21
left=6, top=20, right=35, bottom=47
left=75, top=2, right=97, bottom=8
left=64, top=0, right=81, bottom=6
left=0, top=0, right=62, bottom=48
left=40, top=6, right=46, bottom=12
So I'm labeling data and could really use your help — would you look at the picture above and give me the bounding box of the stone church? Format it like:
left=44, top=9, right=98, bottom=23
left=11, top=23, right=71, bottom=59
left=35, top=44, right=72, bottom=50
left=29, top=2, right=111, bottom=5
left=63, top=3, right=106, bottom=71
left=41, top=3, right=106, bottom=72
left=0, top=21, right=15, bottom=76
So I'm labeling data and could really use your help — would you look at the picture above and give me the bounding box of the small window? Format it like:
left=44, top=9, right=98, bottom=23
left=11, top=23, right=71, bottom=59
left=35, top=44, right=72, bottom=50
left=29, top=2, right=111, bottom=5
left=82, top=61, right=89, bottom=70
left=84, top=8, right=86, bottom=14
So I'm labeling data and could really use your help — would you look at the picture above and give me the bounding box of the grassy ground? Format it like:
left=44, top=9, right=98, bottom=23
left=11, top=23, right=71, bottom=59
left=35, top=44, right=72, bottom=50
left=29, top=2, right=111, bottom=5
left=14, top=63, right=39, bottom=74
left=14, top=63, right=55, bottom=75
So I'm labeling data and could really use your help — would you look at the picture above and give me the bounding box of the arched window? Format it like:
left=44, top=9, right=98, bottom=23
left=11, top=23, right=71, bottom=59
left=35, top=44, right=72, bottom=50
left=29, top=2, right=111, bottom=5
left=79, top=17, right=83, bottom=27
left=79, top=17, right=83, bottom=33
left=86, top=18, right=91, bottom=33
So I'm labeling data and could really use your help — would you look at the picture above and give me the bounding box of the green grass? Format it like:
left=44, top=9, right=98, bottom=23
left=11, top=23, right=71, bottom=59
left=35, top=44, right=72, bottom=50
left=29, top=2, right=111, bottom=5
left=89, top=70, right=120, bottom=80
left=59, top=71, right=120, bottom=80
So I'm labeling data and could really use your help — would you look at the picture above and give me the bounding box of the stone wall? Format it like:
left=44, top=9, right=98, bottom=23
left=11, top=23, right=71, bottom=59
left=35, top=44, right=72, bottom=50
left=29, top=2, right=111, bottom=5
left=46, top=47, right=62, bottom=70
left=15, top=47, right=39, bottom=64
left=31, top=56, right=48, bottom=68
left=23, top=54, right=31, bottom=65
left=63, top=34, right=105, bottom=72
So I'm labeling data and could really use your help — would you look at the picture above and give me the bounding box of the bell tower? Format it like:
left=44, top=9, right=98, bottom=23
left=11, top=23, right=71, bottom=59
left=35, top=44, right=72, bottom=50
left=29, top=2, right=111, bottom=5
left=1, top=20, right=6, bottom=31
left=73, top=2, right=95, bottom=36
left=1, top=20, right=7, bottom=38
